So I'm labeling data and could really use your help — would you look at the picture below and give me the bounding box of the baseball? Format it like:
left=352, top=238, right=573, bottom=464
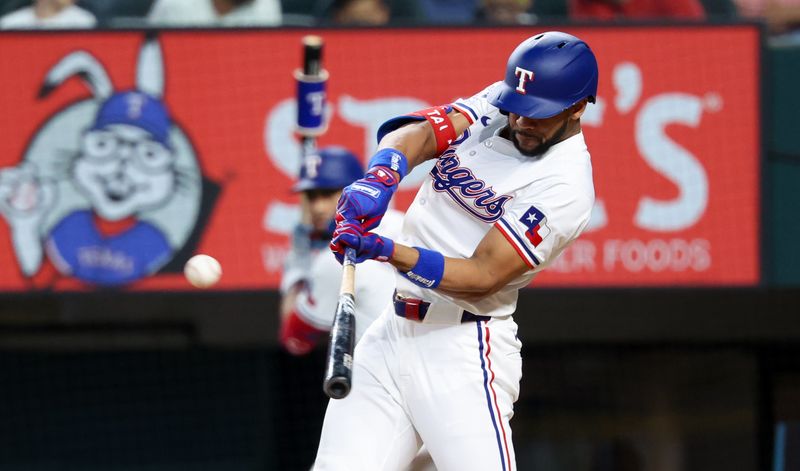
left=184, top=254, right=222, bottom=289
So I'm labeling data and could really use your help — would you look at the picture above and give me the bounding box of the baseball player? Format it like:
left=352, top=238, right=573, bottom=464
left=279, top=146, right=403, bottom=355
left=315, top=31, right=599, bottom=470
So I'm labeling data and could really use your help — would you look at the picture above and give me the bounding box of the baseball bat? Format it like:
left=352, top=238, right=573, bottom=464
left=323, top=247, right=357, bottom=399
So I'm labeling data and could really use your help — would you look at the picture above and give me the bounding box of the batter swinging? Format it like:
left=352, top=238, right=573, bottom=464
left=316, top=31, right=599, bottom=471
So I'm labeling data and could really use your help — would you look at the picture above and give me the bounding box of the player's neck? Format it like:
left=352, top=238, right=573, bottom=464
left=561, top=120, right=582, bottom=142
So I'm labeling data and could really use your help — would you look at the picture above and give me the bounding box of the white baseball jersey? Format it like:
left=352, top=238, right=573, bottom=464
left=394, top=101, right=595, bottom=317
left=284, top=210, right=403, bottom=341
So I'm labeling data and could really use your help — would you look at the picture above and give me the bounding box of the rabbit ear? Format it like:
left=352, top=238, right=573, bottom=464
left=38, top=51, right=113, bottom=100
left=136, top=34, right=164, bottom=99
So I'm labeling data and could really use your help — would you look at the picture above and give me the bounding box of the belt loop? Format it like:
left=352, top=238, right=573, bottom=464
left=405, top=298, right=421, bottom=321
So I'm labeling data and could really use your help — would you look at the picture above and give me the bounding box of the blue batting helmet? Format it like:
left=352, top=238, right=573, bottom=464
left=293, top=146, right=364, bottom=192
left=488, top=31, right=598, bottom=119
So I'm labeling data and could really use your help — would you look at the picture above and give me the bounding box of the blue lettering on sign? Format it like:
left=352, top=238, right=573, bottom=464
left=430, top=149, right=511, bottom=222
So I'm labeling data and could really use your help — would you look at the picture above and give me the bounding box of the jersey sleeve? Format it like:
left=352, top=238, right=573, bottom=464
left=451, top=81, right=502, bottom=125
left=494, top=184, right=593, bottom=270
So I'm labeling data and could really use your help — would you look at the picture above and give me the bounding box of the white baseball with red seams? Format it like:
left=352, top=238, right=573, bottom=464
left=184, top=254, right=222, bottom=289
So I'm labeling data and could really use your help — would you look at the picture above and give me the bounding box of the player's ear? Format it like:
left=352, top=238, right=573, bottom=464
left=569, top=99, right=588, bottom=120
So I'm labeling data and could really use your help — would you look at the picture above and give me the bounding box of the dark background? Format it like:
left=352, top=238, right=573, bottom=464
left=1, top=286, right=799, bottom=470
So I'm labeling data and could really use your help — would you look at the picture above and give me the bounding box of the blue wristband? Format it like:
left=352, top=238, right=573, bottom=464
left=367, top=148, right=408, bottom=180
left=402, top=247, right=444, bottom=289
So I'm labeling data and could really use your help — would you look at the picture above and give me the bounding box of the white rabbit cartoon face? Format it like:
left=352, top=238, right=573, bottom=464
left=0, top=37, right=207, bottom=285
left=75, top=123, right=176, bottom=221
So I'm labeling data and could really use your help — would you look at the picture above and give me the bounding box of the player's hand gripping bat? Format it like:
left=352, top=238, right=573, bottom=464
left=323, top=247, right=357, bottom=399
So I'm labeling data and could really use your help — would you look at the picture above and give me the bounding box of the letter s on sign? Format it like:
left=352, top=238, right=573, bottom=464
left=634, top=94, right=708, bottom=232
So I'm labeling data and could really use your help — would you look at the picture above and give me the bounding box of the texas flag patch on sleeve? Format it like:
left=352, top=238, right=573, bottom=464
left=519, top=206, right=550, bottom=247
left=495, top=204, right=553, bottom=269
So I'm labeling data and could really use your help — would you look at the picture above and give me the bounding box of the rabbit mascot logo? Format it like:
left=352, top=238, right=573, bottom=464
left=0, top=37, right=213, bottom=287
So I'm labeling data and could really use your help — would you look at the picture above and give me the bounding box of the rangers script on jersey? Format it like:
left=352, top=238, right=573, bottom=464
left=394, top=100, right=595, bottom=319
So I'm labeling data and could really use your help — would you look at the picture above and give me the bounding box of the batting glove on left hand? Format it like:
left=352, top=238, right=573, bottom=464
left=330, top=220, right=394, bottom=264
left=335, top=166, right=399, bottom=232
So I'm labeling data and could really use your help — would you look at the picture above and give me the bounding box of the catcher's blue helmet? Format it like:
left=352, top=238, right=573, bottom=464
left=488, top=31, right=598, bottom=119
left=293, top=146, right=364, bottom=192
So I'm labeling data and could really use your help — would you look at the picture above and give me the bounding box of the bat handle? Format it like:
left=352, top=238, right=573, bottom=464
left=344, top=247, right=357, bottom=266
left=340, top=247, right=356, bottom=296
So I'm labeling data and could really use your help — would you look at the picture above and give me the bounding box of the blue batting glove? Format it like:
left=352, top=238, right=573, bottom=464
left=335, top=166, right=399, bottom=232
left=329, top=219, right=362, bottom=260
left=330, top=221, right=395, bottom=264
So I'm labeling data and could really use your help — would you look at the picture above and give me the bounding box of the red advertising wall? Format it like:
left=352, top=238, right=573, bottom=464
left=0, top=26, right=760, bottom=291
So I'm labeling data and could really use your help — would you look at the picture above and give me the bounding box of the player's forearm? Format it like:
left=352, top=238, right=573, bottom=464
left=389, top=244, right=501, bottom=299
left=349, top=110, right=472, bottom=224
left=388, top=244, right=419, bottom=272
left=387, top=227, right=530, bottom=300
left=439, top=256, right=509, bottom=299
left=377, top=111, right=471, bottom=172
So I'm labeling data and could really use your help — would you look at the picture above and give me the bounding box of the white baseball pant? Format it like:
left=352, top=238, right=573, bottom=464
left=314, top=303, right=522, bottom=471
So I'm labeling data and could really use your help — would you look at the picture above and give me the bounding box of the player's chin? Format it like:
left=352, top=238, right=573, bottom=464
left=512, top=139, right=543, bottom=157
left=511, top=132, right=544, bottom=156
